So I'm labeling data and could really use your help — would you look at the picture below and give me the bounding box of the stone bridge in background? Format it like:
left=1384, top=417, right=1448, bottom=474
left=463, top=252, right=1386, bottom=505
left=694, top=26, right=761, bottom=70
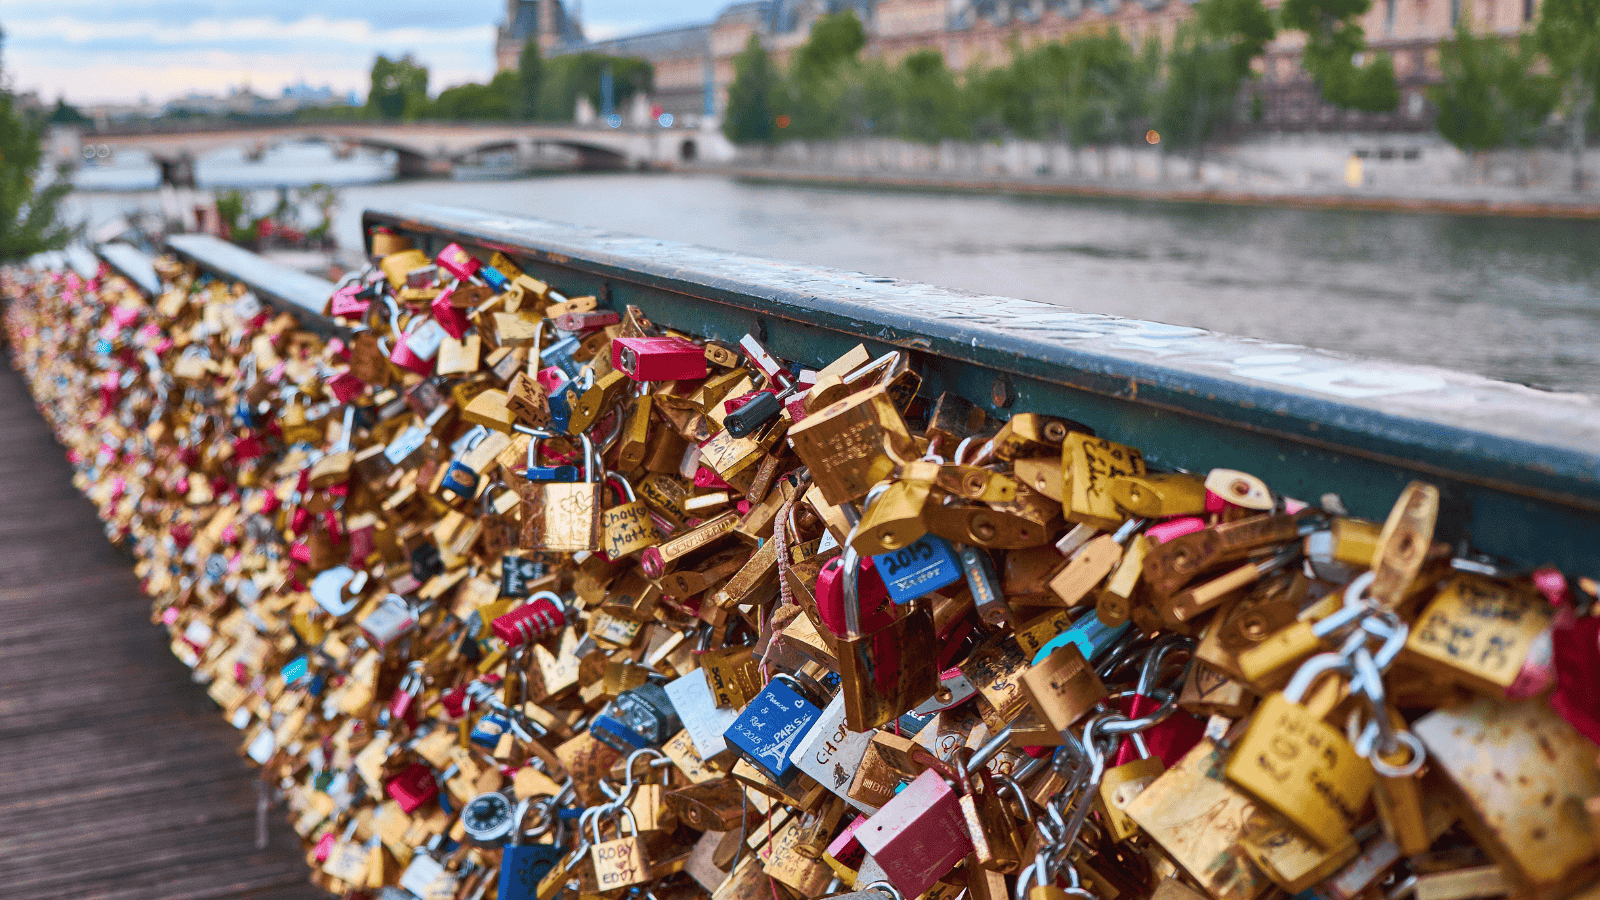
left=79, top=122, right=729, bottom=184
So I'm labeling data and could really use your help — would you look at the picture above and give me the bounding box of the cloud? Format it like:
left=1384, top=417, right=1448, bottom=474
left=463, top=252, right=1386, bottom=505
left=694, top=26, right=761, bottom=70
left=2, top=14, right=498, bottom=103
left=0, top=0, right=742, bottom=103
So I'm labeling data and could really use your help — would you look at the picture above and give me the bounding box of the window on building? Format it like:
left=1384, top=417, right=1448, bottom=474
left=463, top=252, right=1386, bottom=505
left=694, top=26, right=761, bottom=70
left=1450, top=0, right=1460, bottom=25
left=1524, top=0, right=1535, bottom=19
left=1385, top=0, right=1395, bottom=35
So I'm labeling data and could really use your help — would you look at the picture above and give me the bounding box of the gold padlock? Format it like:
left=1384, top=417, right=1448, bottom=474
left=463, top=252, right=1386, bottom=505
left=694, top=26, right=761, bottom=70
left=518, top=433, right=602, bottom=553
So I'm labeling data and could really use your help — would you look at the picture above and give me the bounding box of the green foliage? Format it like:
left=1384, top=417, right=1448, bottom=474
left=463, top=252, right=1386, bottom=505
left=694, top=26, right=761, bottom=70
left=1153, top=20, right=1246, bottom=153
left=430, top=81, right=514, bottom=120
left=517, top=40, right=544, bottom=119
left=537, top=53, right=654, bottom=120
left=213, top=186, right=337, bottom=249
left=794, top=12, right=867, bottom=81
left=891, top=50, right=968, bottom=143
left=1280, top=0, right=1397, bottom=111
left=1536, top=0, right=1600, bottom=85
left=368, top=54, right=430, bottom=120
left=1152, top=0, right=1275, bottom=155
left=0, top=42, right=74, bottom=262
left=712, top=0, right=1275, bottom=160
left=1433, top=21, right=1559, bottom=151
left=1343, top=52, right=1401, bottom=112
left=48, top=98, right=91, bottom=126
left=724, top=35, right=783, bottom=144
left=1197, top=0, right=1277, bottom=77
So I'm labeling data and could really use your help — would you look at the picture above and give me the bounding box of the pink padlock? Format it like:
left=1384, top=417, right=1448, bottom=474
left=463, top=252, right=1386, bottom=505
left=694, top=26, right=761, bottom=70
left=328, top=282, right=369, bottom=319
left=612, top=335, right=708, bottom=382
left=435, top=243, right=481, bottom=281
left=856, top=768, right=974, bottom=899
left=430, top=290, right=470, bottom=340
left=389, top=331, right=435, bottom=376
left=535, top=366, right=568, bottom=393
left=1145, top=516, right=1207, bottom=544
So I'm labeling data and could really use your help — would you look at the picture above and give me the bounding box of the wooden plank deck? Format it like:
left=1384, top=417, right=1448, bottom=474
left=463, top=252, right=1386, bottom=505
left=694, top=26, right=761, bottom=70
left=0, top=362, right=324, bottom=900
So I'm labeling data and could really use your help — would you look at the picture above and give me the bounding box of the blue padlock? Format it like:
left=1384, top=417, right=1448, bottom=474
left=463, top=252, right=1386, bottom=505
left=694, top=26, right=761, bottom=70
left=870, top=534, right=963, bottom=604
left=722, top=675, right=823, bottom=785
left=498, top=799, right=562, bottom=900
left=514, top=428, right=579, bottom=483
left=481, top=265, right=510, bottom=292
left=1032, top=610, right=1131, bottom=665
left=471, top=711, right=512, bottom=749
left=440, top=431, right=487, bottom=500
left=590, top=683, right=682, bottom=752
left=541, top=334, right=583, bottom=380
left=590, top=709, right=651, bottom=752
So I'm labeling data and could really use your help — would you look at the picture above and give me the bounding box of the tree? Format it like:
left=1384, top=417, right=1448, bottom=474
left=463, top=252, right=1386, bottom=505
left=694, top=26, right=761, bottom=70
left=1433, top=20, right=1557, bottom=158
left=1280, top=0, right=1399, bottom=112
left=1154, top=0, right=1275, bottom=177
left=537, top=53, right=653, bottom=121
left=48, top=98, right=91, bottom=126
left=367, top=54, right=429, bottom=120
left=794, top=12, right=867, bottom=81
left=893, top=50, right=967, bottom=143
left=0, top=29, right=73, bottom=261
left=1535, top=0, right=1600, bottom=189
left=1038, top=32, right=1146, bottom=169
left=516, top=40, right=544, bottom=119
left=724, top=35, right=782, bottom=144
left=430, top=82, right=514, bottom=120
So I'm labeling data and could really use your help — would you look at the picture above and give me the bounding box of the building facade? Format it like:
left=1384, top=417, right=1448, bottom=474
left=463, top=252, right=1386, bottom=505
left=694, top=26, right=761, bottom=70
left=501, top=0, right=1543, bottom=131
left=495, top=0, right=588, bottom=71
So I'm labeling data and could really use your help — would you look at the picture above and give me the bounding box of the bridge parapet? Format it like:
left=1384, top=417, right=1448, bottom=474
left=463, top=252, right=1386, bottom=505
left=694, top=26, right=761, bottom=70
left=122, top=202, right=1600, bottom=574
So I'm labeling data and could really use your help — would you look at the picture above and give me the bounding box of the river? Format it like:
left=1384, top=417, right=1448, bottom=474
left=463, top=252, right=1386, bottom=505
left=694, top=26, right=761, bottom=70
left=64, top=143, right=1600, bottom=395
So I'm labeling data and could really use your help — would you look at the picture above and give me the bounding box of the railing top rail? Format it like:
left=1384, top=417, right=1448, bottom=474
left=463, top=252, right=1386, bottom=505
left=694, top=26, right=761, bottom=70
left=65, top=245, right=99, bottom=281
left=362, top=203, right=1600, bottom=510
left=164, top=234, right=343, bottom=335
left=95, top=243, right=162, bottom=298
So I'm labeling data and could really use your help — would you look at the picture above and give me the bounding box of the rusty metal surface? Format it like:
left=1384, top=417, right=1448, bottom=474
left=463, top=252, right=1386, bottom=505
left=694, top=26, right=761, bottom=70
left=1414, top=696, right=1600, bottom=898
left=0, top=362, right=321, bottom=900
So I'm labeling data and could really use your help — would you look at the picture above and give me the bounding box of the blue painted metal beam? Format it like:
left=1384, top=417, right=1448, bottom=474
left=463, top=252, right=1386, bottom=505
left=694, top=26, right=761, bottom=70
left=95, top=243, right=162, bottom=298
left=65, top=245, right=99, bottom=281
left=164, top=234, right=344, bottom=336
left=357, top=203, right=1600, bottom=576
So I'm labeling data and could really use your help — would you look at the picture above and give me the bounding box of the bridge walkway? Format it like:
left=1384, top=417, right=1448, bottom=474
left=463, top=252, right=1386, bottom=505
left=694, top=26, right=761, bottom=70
left=0, top=362, right=320, bottom=900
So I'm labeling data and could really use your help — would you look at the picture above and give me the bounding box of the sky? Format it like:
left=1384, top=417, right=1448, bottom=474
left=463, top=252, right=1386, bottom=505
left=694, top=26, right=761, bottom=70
left=0, top=0, right=722, bottom=105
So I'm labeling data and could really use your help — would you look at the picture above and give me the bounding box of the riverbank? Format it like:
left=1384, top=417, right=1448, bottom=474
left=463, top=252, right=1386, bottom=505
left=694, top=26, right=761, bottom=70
left=692, top=162, right=1600, bottom=220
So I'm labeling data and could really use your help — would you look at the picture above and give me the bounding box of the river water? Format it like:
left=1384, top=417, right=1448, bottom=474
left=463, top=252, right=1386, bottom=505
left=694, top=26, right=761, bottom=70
left=65, top=144, right=1600, bottom=395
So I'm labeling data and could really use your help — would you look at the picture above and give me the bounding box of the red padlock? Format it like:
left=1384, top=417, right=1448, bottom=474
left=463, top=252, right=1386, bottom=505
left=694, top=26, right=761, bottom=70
left=612, top=336, right=708, bottom=382
left=385, top=762, right=439, bottom=813
left=1543, top=568, right=1600, bottom=744
left=814, top=555, right=894, bottom=637
left=1114, top=636, right=1205, bottom=768
left=491, top=593, right=567, bottom=646
left=430, top=289, right=470, bottom=340
left=325, top=369, right=364, bottom=403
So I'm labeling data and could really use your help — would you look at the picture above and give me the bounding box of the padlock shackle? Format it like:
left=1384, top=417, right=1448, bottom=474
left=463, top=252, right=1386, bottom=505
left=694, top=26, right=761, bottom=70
left=1283, top=651, right=1354, bottom=704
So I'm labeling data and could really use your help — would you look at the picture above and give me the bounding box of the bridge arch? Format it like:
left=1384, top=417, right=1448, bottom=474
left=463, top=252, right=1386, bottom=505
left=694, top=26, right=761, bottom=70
left=455, top=137, right=633, bottom=171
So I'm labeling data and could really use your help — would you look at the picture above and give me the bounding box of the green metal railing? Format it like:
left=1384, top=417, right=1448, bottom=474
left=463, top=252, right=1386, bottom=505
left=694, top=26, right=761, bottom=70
left=144, top=204, right=1600, bottom=576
